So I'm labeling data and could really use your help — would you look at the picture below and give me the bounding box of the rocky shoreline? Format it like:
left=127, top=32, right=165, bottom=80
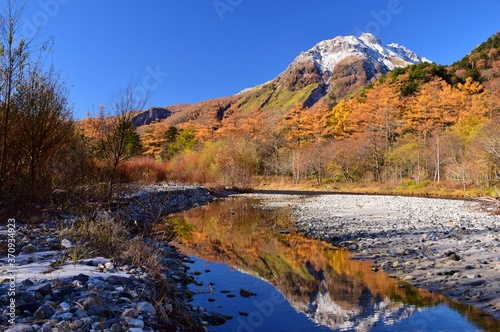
left=0, top=185, right=231, bottom=332
left=257, top=193, right=500, bottom=320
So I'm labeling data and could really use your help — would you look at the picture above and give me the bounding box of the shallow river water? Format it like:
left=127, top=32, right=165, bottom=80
left=170, top=195, right=499, bottom=332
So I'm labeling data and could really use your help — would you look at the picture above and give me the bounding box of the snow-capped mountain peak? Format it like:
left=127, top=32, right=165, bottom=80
left=296, top=33, right=431, bottom=82
left=241, top=33, right=432, bottom=105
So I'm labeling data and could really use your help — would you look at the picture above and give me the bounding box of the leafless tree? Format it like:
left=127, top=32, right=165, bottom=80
left=95, top=81, right=149, bottom=199
left=0, top=0, right=31, bottom=193
left=14, top=65, right=73, bottom=195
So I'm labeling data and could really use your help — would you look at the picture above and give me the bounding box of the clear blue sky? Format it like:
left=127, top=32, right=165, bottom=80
left=20, top=0, right=500, bottom=119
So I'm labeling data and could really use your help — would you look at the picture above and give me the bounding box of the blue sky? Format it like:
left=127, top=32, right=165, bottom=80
left=20, top=0, right=500, bottom=119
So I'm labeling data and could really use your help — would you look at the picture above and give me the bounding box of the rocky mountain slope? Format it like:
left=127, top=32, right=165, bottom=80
left=273, top=33, right=430, bottom=100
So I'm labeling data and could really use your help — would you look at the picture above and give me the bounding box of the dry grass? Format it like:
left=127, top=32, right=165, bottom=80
left=122, top=236, right=164, bottom=276
left=59, top=212, right=129, bottom=259
left=255, top=176, right=500, bottom=199
left=60, top=212, right=166, bottom=274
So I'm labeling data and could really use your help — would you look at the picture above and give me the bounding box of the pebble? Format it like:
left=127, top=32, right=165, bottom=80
left=124, top=317, right=145, bottom=328
left=122, top=308, right=139, bottom=318
left=33, top=305, right=55, bottom=319
left=137, top=301, right=156, bottom=315
left=21, top=244, right=37, bottom=253
left=5, top=326, right=33, bottom=332
left=61, top=239, right=73, bottom=248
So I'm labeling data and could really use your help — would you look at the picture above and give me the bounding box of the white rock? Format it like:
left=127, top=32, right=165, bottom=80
left=72, top=280, right=83, bottom=288
left=61, top=239, right=73, bottom=248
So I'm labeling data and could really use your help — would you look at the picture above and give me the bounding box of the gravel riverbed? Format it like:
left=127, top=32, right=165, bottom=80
left=0, top=185, right=232, bottom=332
left=252, top=193, right=500, bottom=320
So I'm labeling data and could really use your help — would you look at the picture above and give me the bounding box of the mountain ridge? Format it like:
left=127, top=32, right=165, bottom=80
left=276, top=33, right=430, bottom=89
left=133, top=33, right=431, bottom=126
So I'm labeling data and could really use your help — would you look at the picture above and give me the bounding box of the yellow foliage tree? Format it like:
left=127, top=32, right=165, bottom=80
left=142, top=125, right=167, bottom=159
left=322, top=99, right=353, bottom=139
left=407, top=78, right=461, bottom=141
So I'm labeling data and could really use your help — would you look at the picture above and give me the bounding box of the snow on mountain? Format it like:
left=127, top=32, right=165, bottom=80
left=295, top=32, right=431, bottom=84
left=287, top=278, right=421, bottom=331
left=239, top=32, right=431, bottom=98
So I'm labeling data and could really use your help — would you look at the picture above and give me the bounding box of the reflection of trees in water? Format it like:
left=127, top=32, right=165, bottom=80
left=169, top=197, right=498, bottom=331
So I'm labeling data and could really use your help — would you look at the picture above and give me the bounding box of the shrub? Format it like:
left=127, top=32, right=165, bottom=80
left=402, top=179, right=430, bottom=190
left=200, top=138, right=259, bottom=189
left=166, top=150, right=216, bottom=185
left=117, top=157, right=168, bottom=183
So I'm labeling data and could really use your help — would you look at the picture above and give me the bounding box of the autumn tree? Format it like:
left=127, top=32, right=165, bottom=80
left=440, top=132, right=472, bottom=191
left=163, top=126, right=198, bottom=159
left=406, top=78, right=461, bottom=141
left=238, top=109, right=269, bottom=142
left=457, top=77, right=488, bottom=118
left=322, top=99, right=353, bottom=139
left=302, top=140, right=333, bottom=185
left=329, top=139, right=365, bottom=182
left=351, top=82, right=402, bottom=150
left=473, top=117, right=500, bottom=182
left=216, top=109, right=246, bottom=139
left=201, top=138, right=258, bottom=189
left=485, top=82, right=500, bottom=118
left=259, top=129, right=290, bottom=179
left=385, top=137, right=423, bottom=181
left=186, top=123, right=213, bottom=143
left=142, top=124, right=167, bottom=159
left=347, top=82, right=402, bottom=180
left=282, top=105, right=306, bottom=146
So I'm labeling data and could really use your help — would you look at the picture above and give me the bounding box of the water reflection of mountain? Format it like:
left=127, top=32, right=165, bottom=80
left=300, top=278, right=418, bottom=331
left=167, top=196, right=496, bottom=332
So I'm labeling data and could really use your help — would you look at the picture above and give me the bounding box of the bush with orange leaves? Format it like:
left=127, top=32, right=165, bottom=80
left=117, top=157, right=168, bottom=183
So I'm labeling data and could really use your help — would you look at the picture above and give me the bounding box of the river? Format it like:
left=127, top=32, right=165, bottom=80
left=169, top=195, right=499, bottom=332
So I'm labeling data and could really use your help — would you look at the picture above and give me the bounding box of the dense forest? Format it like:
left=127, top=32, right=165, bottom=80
left=1, top=0, right=499, bottom=214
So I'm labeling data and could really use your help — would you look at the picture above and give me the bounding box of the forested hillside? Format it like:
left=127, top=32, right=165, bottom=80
left=120, top=32, right=500, bottom=193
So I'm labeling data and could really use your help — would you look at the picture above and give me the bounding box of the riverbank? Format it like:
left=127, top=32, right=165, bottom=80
left=251, top=193, right=500, bottom=320
left=255, top=177, right=500, bottom=199
left=0, top=184, right=228, bottom=332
